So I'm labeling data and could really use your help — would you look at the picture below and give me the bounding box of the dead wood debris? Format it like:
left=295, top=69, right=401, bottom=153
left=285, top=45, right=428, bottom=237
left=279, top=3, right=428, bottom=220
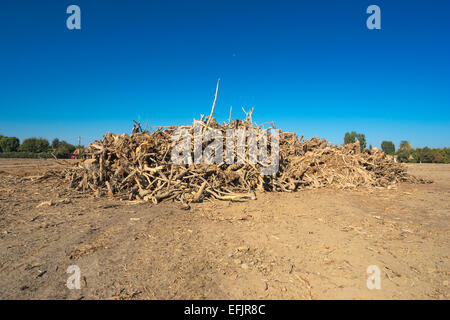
left=62, top=110, right=430, bottom=205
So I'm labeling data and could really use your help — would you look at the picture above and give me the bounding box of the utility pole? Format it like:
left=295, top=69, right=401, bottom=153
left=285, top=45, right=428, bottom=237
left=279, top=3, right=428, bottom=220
left=78, top=136, right=81, bottom=146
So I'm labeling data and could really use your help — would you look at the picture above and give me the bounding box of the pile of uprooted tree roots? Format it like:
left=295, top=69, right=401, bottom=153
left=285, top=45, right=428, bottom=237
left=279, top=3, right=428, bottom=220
left=64, top=109, right=428, bottom=207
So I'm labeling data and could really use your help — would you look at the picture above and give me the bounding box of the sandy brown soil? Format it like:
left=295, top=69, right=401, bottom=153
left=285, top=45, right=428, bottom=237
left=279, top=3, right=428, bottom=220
left=0, top=159, right=448, bottom=299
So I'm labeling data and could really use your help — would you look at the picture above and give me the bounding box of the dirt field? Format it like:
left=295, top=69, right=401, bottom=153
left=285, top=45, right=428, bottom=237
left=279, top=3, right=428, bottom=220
left=0, top=159, right=448, bottom=299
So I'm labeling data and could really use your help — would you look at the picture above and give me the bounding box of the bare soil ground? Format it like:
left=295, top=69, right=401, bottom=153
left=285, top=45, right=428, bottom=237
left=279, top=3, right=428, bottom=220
left=0, top=159, right=448, bottom=299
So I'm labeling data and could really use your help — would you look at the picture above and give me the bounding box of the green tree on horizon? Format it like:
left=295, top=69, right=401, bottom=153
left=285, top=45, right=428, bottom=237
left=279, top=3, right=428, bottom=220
left=399, top=140, right=412, bottom=151
left=52, top=139, right=76, bottom=158
left=344, top=131, right=366, bottom=152
left=19, top=138, right=50, bottom=153
left=381, top=141, right=395, bottom=155
left=397, top=140, right=412, bottom=162
left=0, top=136, right=20, bottom=152
left=415, top=147, right=434, bottom=163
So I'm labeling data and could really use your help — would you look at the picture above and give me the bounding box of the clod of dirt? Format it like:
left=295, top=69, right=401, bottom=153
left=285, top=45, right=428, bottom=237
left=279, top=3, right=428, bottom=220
left=36, top=198, right=72, bottom=208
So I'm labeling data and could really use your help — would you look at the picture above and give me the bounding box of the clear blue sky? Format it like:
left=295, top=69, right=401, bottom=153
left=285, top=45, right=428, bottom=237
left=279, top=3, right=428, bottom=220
left=1, top=0, right=449, bottom=149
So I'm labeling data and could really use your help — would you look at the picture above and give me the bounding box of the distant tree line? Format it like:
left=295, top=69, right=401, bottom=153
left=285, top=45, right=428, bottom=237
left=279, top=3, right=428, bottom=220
left=344, top=133, right=449, bottom=164
left=394, top=141, right=450, bottom=163
left=0, top=135, right=84, bottom=158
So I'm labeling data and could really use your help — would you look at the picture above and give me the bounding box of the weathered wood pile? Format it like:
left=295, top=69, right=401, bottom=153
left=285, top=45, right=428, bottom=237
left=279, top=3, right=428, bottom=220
left=64, top=110, right=427, bottom=206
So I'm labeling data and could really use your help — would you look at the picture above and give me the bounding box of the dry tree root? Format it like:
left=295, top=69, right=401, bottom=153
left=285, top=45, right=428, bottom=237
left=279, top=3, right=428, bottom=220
left=62, top=109, right=430, bottom=206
